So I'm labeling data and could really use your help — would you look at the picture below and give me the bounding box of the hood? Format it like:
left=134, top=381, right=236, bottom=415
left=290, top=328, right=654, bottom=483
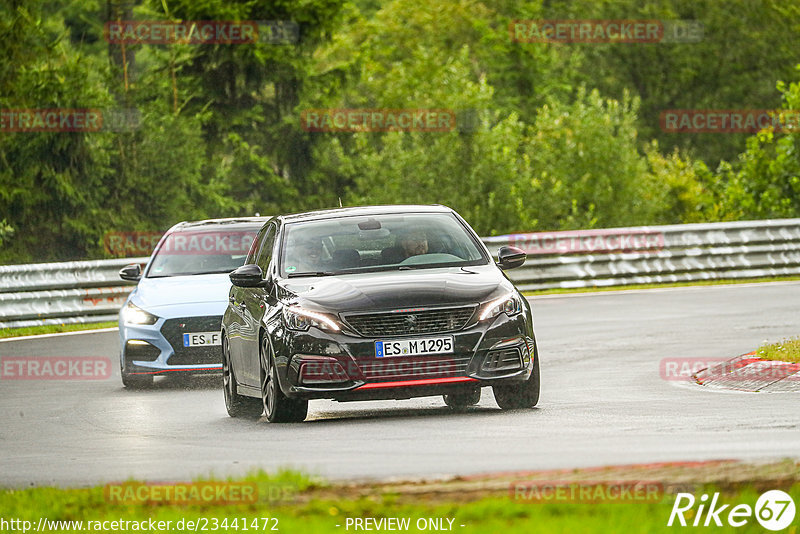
left=280, top=265, right=512, bottom=313
left=133, top=273, right=232, bottom=311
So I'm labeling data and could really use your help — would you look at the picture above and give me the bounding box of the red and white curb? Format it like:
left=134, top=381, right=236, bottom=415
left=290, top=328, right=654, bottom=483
left=693, top=352, right=800, bottom=392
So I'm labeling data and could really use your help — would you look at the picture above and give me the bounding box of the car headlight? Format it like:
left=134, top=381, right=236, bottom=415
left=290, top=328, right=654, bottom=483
left=284, top=305, right=341, bottom=332
left=121, top=302, right=159, bottom=325
left=479, top=293, right=522, bottom=321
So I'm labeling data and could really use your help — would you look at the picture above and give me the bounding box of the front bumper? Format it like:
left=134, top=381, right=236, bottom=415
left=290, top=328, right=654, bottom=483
left=273, top=312, right=535, bottom=401
left=119, top=314, right=224, bottom=375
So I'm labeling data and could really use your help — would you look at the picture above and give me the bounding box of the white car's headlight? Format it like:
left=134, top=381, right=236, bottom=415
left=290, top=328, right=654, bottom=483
left=283, top=305, right=341, bottom=332
left=479, top=293, right=522, bottom=321
left=122, top=302, right=159, bottom=325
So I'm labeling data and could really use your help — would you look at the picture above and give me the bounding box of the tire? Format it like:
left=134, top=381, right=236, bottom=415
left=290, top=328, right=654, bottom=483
left=120, top=355, right=153, bottom=389
left=493, top=346, right=540, bottom=410
left=443, top=387, right=481, bottom=409
left=223, top=336, right=263, bottom=418
left=261, top=337, right=308, bottom=423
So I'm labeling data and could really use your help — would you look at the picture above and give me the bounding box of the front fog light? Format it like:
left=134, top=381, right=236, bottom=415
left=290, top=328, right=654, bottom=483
left=299, top=360, right=349, bottom=385
left=122, top=302, right=159, bottom=325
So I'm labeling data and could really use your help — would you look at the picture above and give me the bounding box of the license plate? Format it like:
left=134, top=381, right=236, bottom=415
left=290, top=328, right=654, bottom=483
left=182, top=331, right=221, bottom=347
left=375, top=336, right=453, bottom=357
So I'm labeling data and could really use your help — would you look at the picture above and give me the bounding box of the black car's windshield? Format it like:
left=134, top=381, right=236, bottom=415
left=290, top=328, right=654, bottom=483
left=147, top=229, right=257, bottom=278
left=281, top=213, right=487, bottom=277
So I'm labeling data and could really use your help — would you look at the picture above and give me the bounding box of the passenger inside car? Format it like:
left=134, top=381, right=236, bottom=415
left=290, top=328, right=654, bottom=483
left=331, top=248, right=361, bottom=269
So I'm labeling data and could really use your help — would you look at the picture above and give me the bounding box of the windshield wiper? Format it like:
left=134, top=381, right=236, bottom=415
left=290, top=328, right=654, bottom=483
left=287, top=271, right=337, bottom=278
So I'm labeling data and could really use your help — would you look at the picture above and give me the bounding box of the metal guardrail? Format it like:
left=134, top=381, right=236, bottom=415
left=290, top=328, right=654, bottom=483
left=0, top=258, right=146, bottom=329
left=2, top=218, right=800, bottom=328
left=490, top=218, right=800, bottom=291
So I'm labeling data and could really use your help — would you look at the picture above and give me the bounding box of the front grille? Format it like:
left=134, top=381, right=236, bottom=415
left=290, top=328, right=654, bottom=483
left=360, top=354, right=472, bottom=382
left=161, top=316, right=223, bottom=366
left=344, top=306, right=476, bottom=337
left=482, top=348, right=523, bottom=373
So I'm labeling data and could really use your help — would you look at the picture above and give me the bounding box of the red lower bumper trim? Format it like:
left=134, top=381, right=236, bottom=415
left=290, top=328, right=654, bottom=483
left=131, top=366, right=222, bottom=375
left=355, top=376, right=479, bottom=390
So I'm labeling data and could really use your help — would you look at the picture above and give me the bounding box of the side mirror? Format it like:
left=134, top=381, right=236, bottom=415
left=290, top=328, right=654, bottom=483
left=119, top=263, right=142, bottom=281
left=497, top=246, right=526, bottom=270
left=230, top=264, right=265, bottom=288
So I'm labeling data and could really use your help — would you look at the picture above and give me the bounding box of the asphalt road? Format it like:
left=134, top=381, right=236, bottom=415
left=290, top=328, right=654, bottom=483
left=1, top=282, right=799, bottom=487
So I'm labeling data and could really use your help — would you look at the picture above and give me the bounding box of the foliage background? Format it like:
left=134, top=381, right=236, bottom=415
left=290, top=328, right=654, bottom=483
left=1, top=0, right=799, bottom=262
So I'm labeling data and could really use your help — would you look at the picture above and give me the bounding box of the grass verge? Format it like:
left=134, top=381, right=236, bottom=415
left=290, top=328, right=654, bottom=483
left=2, top=461, right=799, bottom=533
left=0, top=321, right=117, bottom=340
left=524, top=275, right=800, bottom=296
left=756, top=337, right=800, bottom=363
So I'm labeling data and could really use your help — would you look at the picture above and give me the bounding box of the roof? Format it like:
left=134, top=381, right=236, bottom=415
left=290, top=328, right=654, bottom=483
left=279, top=205, right=453, bottom=223
left=170, top=216, right=270, bottom=232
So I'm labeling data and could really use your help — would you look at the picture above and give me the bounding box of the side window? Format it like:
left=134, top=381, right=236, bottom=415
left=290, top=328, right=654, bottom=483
left=255, top=224, right=277, bottom=277
left=246, top=226, right=268, bottom=265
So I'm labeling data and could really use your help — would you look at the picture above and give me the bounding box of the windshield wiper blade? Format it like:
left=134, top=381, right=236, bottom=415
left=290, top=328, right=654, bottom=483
left=287, top=271, right=337, bottom=278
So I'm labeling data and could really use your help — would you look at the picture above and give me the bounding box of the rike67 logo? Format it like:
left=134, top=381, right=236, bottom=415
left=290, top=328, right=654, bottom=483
left=668, top=490, right=796, bottom=530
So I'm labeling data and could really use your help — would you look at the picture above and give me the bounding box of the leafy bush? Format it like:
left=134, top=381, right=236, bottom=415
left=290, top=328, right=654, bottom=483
left=714, top=74, right=800, bottom=220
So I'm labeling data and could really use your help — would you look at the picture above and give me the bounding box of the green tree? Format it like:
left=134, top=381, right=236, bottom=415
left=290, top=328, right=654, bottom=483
left=139, top=0, right=349, bottom=214
left=515, top=88, right=659, bottom=231
left=0, top=219, right=13, bottom=247
left=643, top=141, right=714, bottom=224
left=0, top=1, right=117, bottom=262
left=715, top=71, right=800, bottom=220
left=541, top=0, right=800, bottom=166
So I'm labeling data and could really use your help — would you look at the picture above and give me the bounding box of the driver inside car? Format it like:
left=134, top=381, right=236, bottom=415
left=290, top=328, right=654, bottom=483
left=290, top=238, right=328, bottom=273
left=400, top=229, right=429, bottom=258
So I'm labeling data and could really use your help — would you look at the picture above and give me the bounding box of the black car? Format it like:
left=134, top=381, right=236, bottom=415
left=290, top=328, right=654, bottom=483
left=221, top=205, right=539, bottom=422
